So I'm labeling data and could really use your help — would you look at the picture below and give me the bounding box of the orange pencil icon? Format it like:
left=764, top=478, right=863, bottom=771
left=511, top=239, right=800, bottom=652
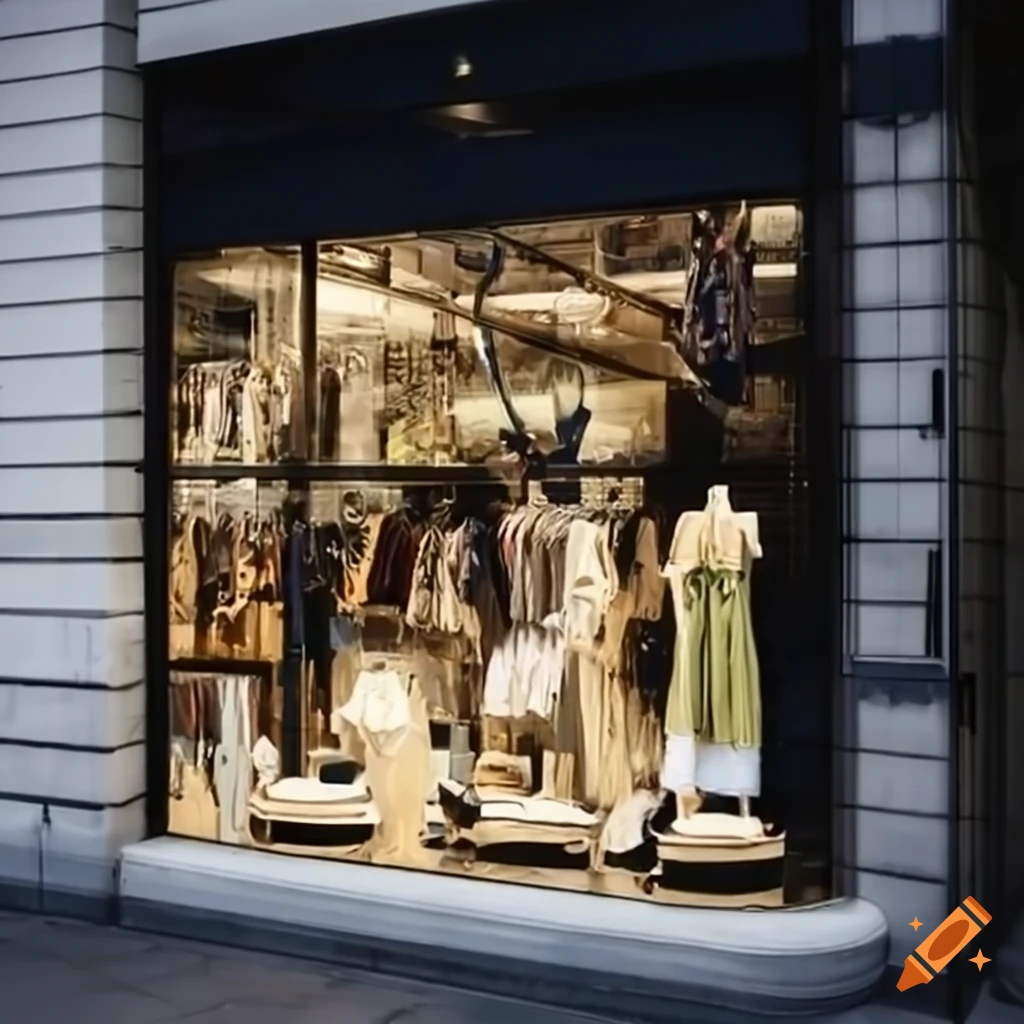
left=897, top=897, right=992, bottom=991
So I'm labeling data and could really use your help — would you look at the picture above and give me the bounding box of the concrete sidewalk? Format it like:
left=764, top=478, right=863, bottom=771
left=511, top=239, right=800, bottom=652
left=0, top=909, right=1019, bottom=1024
left=0, top=910, right=609, bottom=1024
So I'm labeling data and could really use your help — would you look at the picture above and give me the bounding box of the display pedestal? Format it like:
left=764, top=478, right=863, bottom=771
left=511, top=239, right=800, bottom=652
left=120, top=836, right=887, bottom=1020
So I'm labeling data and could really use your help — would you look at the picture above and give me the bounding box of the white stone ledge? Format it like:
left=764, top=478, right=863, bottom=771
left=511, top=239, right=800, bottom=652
left=120, top=837, right=889, bottom=1017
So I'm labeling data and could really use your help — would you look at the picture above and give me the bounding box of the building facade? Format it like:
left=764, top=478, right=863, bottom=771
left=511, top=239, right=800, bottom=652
left=0, top=0, right=1019, bottom=1020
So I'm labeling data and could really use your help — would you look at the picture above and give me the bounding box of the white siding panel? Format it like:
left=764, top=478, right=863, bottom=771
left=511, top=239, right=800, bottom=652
left=0, top=26, right=136, bottom=83
left=0, top=0, right=136, bottom=38
left=0, top=210, right=142, bottom=262
left=0, top=683, right=145, bottom=749
left=0, top=417, right=142, bottom=467
left=0, top=744, right=145, bottom=805
left=0, top=166, right=141, bottom=218
left=0, top=116, right=140, bottom=176
left=0, top=562, right=144, bottom=615
left=0, top=252, right=141, bottom=306
left=854, top=809, right=947, bottom=882
left=0, top=467, right=141, bottom=516
left=0, top=518, right=142, bottom=560
left=0, top=68, right=141, bottom=128
left=0, top=612, right=143, bottom=687
left=0, top=298, right=141, bottom=357
left=0, top=353, right=141, bottom=419
left=138, top=0, right=492, bottom=63
left=0, top=0, right=145, bottom=906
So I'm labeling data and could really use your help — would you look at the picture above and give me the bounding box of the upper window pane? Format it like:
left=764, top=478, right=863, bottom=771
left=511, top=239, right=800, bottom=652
left=172, top=247, right=304, bottom=465
left=314, top=208, right=802, bottom=467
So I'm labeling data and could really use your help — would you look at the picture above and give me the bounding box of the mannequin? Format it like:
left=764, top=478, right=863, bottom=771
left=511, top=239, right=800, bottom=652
left=661, top=485, right=762, bottom=816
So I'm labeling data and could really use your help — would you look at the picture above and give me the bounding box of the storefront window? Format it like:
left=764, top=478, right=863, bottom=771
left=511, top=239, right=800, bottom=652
left=167, top=203, right=821, bottom=908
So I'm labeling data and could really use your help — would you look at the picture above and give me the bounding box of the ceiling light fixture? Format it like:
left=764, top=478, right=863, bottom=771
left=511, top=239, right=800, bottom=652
left=453, top=54, right=473, bottom=78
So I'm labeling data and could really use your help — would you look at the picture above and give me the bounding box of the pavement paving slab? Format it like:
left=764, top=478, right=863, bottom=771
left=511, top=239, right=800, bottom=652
left=0, top=909, right=1021, bottom=1024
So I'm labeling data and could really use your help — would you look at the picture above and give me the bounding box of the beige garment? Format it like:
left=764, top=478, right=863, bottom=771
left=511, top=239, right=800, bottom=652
left=598, top=588, right=635, bottom=673
left=168, top=516, right=199, bottom=658
left=257, top=601, right=284, bottom=661
left=668, top=811, right=765, bottom=840
left=628, top=517, right=666, bottom=620
left=563, top=520, right=618, bottom=808
left=595, top=667, right=633, bottom=811
left=168, top=623, right=196, bottom=661
left=358, top=678, right=433, bottom=865
left=625, top=687, right=663, bottom=788
left=452, top=820, right=592, bottom=854
left=329, top=642, right=365, bottom=762
left=168, top=762, right=219, bottom=841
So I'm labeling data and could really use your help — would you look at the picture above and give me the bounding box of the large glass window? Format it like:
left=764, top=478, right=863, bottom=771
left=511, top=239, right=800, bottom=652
left=167, top=203, right=825, bottom=908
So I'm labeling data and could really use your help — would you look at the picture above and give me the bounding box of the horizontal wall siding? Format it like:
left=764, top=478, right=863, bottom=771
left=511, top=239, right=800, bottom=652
left=0, top=0, right=145, bottom=918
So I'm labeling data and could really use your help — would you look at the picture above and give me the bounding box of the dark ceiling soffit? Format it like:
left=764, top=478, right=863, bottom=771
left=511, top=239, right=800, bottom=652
left=157, top=56, right=808, bottom=158
left=143, top=0, right=812, bottom=119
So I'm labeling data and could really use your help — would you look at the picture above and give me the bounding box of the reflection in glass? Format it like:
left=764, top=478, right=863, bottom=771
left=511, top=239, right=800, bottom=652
left=172, top=247, right=303, bottom=465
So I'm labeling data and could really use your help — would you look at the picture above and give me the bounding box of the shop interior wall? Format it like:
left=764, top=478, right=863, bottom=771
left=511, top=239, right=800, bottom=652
left=0, top=0, right=145, bottom=918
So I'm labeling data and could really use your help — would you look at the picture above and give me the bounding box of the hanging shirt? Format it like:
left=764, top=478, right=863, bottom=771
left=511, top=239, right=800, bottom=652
left=482, top=615, right=564, bottom=721
left=563, top=518, right=616, bottom=651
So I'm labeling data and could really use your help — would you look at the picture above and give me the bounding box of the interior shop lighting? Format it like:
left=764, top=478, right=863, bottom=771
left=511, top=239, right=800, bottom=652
left=752, top=262, right=798, bottom=279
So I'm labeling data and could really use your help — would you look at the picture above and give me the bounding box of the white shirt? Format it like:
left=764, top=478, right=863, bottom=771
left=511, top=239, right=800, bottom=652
left=482, top=616, right=564, bottom=721
left=339, top=669, right=413, bottom=756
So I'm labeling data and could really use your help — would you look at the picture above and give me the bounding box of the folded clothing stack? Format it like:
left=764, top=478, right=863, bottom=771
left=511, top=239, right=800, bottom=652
left=472, top=751, right=532, bottom=795
left=248, top=774, right=380, bottom=848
